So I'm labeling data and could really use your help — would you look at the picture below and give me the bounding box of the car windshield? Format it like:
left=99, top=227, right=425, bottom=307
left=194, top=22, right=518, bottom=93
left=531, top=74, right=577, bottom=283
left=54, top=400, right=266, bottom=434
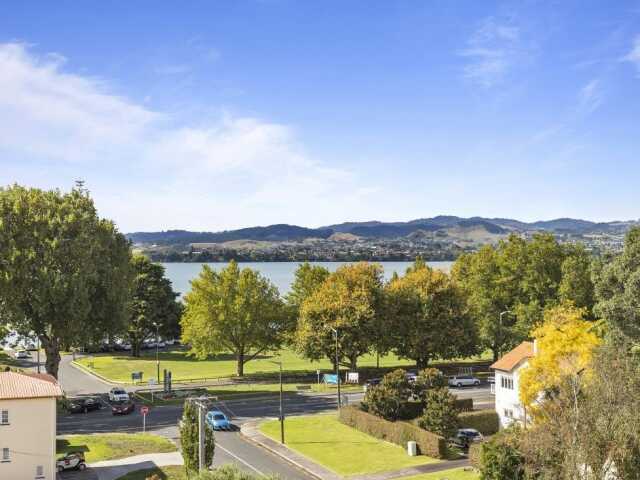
left=214, top=414, right=226, bottom=420
left=113, top=390, right=125, bottom=394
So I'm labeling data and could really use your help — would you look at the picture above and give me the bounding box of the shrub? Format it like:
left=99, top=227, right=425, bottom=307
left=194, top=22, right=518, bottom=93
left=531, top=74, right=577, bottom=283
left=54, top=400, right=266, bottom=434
left=458, top=409, right=500, bottom=435
left=363, top=369, right=412, bottom=420
left=194, top=464, right=278, bottom=479
left=180, top=401, right=215, bottom=474
left=468, top=442, right=483, bottom=468
left=412, top=368, right=447, bottom=403
left=418, top=388, right=459, bottom=439
left=339, top=405, right=447, bottom=458
left=479, top=428, right=526, bottom=480
left=454, top=398, right=474, bottom=412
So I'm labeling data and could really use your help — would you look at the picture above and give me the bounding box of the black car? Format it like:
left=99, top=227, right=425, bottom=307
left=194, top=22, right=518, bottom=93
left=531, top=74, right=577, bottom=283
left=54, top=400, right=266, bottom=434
left=111, top=400, right=135, bottom=415
left=67, top=397, right=102, bottom=414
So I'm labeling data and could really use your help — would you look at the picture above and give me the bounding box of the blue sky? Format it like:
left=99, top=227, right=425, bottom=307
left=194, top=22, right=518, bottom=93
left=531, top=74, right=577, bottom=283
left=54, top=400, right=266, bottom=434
left=1, top=1, right=640, bottom=232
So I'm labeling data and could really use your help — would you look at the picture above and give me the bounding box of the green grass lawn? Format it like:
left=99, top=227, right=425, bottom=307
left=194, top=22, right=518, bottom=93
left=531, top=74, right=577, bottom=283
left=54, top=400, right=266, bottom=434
left=399, top=467, right=480, bottom=480
left=76, top=347, right=490, bottom=383
left=259, top=414, right=439, bottom=476
left=56, top=433, right=176, bottom=463
left=115, top=465, right=186, bottom=480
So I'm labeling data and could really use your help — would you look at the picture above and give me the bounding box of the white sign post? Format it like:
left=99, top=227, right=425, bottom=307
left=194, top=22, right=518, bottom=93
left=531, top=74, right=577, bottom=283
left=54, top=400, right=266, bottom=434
left=141, top=406, right=149, bottom=432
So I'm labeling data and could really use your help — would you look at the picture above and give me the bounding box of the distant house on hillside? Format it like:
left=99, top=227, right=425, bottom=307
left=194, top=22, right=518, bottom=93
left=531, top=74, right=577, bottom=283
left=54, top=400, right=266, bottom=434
left=0, top=371, right=63, bottom=480
left=491, top=341, right=535, bottom=428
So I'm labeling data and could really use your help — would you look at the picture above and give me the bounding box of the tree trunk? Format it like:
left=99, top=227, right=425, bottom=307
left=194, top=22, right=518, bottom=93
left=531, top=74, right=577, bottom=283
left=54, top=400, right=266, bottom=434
left=132, top=340, right=141, bottom=357
left=40, top=335, right=61, bottom=379
left=416, top=356, right=430, bottom=370
left=236, top=350, right=245, bottom=377
left=492, top=345, right=499, bottom=362
left=348, top=354, right=358, bottom=372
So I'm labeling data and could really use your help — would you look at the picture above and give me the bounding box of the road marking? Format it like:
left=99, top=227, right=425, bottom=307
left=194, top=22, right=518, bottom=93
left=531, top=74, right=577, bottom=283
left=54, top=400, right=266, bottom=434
left=216, top=443, right=265, bottom=476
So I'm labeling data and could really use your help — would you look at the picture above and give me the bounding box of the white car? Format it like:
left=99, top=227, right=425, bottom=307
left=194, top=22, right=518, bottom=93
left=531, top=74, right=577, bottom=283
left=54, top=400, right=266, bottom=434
left=108, top=388, right=129, bottom=402
left=448, top=375, right=481, bottom=388
left=14, top=350, right=30, bottom=359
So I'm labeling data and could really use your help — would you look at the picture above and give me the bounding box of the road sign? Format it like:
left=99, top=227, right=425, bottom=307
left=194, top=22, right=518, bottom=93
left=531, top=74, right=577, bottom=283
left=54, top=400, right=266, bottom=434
left=141, top=406, right=149, bottom=433
left=140, top=406, right=149, bottom=415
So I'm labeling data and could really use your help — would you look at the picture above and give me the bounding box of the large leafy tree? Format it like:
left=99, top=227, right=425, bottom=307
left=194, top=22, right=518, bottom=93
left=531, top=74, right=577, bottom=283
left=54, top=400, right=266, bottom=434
left=594, top=227, right=640, bottom=341
left=0, top=184, right=132, bottom=378
left=296, top=262, right=384, bottom=370
left=386, top=261, right=477, bottom=368
left=181, top=261, right=286, bottom=376
left=128, top=255, right=182, bottom=357
left=284, top=262, right=330, bottom=341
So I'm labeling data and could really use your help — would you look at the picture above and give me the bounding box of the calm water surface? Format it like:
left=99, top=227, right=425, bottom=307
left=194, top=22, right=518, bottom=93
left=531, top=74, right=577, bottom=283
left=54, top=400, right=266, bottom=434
left=162, top=261, right=453, bottom=296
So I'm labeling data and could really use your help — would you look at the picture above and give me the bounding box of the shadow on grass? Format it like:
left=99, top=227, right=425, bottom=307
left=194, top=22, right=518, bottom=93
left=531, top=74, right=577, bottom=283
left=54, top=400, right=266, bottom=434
left=56, top=438, right=89, bottom=456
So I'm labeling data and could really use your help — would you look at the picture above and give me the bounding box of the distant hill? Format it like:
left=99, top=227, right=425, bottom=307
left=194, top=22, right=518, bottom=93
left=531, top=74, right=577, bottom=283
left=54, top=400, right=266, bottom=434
left=127, top=216, right=638, bottom=245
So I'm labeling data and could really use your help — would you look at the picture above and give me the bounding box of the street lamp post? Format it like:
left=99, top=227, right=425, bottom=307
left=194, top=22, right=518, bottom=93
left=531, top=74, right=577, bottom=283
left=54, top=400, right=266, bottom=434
left=152, top=322, right=162, bottom=384
left=330, top=327, right=341, bottom=409
left=270, top=360, right=285, bottom=444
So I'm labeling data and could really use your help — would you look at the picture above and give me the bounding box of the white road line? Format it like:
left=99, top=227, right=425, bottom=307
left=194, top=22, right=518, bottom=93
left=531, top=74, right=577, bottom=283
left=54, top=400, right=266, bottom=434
left=216, top=443, right=265, bottom=476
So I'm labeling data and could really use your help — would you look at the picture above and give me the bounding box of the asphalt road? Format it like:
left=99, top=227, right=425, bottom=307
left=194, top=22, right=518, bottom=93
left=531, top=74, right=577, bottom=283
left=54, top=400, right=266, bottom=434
left=11, top=350, right=494, bottom=479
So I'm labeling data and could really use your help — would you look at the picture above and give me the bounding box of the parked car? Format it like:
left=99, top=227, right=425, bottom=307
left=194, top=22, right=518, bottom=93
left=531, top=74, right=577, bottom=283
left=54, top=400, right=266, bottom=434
left=67, top=397, right=102, bottom=414
left=13, top=350, right=30, bottom=359
left=206, top=410, right=231, bottom=430
left=405, top=371, right=418, bottom=382
left=156, top=341, right=166, bottom=349
left=448, top=375, right=481, bottom=388
left=56, top=452, right=86, bottom=472
left=111, top=400, right=135, bottom=415
left=449, top=428, right=484, bottom=450
left=108, top=387, right=130, bottom=402
left=363, top=378, right=382, bottom=392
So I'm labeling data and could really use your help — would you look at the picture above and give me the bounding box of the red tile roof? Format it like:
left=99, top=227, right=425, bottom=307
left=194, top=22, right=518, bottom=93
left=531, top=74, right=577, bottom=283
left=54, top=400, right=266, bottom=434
left=490, top=341, right=534, bottom=372
left=0, top=371, right=63, bottom=400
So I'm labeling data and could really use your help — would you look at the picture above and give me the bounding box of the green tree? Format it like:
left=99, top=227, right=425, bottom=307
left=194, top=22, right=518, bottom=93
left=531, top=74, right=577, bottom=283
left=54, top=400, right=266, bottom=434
left=0, top=184, right=132, bottom=378
left=386, top=261, right=477, bottom=368
left=181, top=261, right=286, bottom=376
left=179, top=401, right=215, bottom=475
left=418, top=387, right=459, bottom=438
left=363, top=369, right=412, bottom=421
left=127, top=255, right=182, bottom=357
left=296, top=262, right=384, bottom=370
left=595, top=227, right=640, bottom=340
left=479, top=427, right=526, bottom=480
left=285, top=262, right=330, bottom=340
left=558, top=244, right=595, bottom=315
left=412, top=367, right=447, bottom=404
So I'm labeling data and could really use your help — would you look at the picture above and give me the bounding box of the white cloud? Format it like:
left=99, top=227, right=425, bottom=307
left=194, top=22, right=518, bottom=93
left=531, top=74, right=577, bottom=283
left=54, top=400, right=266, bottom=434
left=0, top=42, right=373, bottom=231
left=578, top=79, right=603, bottom=114
left=459, top=17, right=524, bottom=88
left=623, top=35, right=640, bottom=75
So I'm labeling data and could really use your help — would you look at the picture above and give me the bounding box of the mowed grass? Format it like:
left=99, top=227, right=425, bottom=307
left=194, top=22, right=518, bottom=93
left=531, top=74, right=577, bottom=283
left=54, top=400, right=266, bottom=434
left=399, top=468, right=480, bottom=480
left=56, top=433, right=176, bottom=463
left=115, top=465, right=186, bottom=480
left=259, top=414, right=439, bottom=476
left=77, top=347, right=490, bottom=383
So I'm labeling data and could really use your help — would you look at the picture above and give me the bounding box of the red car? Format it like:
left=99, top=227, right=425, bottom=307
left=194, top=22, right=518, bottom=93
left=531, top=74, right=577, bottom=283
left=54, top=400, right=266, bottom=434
left=111, top=400, right=135, bottom=415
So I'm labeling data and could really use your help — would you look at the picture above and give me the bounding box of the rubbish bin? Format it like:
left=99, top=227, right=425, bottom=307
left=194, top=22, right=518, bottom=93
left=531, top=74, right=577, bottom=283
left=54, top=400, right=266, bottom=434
left=407, top=441, right=417, bottom=457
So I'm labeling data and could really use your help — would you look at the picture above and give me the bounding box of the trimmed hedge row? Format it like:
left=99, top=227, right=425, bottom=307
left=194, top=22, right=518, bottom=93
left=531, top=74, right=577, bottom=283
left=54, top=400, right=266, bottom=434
left=339, top=405, right=447, bottom=458
left=400, top=398, right=474, bottom=420
left=459, top=409, right=500, bottom=435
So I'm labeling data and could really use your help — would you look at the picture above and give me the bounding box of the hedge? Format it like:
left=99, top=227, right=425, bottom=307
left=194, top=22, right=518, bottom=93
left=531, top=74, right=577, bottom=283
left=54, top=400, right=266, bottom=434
left=459, top=409, right=500, bottom=435
left=400, top=398, right=474, bottom=420
left=339, top=405, right=447, bottom=458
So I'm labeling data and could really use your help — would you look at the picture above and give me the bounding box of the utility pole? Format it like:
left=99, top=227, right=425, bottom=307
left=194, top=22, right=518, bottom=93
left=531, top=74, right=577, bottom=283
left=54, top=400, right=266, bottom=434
left=330, top=327, right=341, bottom=409
left=186, top=395, right=217, bottom=473
left=153, top=322, right=162, bottom=384
left=270, top=360, right=285, bottom=443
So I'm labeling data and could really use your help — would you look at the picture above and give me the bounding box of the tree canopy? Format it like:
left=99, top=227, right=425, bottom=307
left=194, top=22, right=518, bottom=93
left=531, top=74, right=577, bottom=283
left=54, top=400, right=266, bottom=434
left=181, top=261, right=286, bottom=376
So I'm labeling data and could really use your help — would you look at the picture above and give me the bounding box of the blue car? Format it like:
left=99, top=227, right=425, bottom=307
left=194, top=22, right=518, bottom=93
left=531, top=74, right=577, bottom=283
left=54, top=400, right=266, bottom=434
left=206, top=410, right=231, bottom=430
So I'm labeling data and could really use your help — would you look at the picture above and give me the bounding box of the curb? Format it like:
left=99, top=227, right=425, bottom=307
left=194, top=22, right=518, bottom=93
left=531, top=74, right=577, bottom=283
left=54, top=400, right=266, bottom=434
left=240, top=419, right=341, bottom=480
left=70, top=360, right=118, bottom=386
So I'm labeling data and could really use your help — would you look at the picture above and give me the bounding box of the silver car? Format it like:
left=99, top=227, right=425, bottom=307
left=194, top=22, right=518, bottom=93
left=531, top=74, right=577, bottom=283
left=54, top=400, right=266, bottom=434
left=448, top=375, right=481, bottom=388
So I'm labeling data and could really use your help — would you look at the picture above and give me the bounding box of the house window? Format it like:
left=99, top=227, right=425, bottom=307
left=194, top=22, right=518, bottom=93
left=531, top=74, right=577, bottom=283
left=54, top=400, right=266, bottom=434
left=1, top=410, right=8, bottom=425
left=500, top=376, right=513, bottom=390
left=1, top=448, right=9, bottom=462
left=504, top=408, right=514, bottom=419
left=36, top=465, right=44, bottom=478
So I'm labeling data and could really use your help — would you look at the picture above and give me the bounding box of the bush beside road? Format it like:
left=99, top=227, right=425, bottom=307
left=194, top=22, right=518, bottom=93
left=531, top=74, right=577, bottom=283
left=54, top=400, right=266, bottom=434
left=56, top=433, right=177, bottom=463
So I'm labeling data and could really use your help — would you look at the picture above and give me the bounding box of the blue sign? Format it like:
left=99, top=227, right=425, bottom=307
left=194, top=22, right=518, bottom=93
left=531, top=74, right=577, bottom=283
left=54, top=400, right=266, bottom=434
left=323, top=374, right=338, bottom=384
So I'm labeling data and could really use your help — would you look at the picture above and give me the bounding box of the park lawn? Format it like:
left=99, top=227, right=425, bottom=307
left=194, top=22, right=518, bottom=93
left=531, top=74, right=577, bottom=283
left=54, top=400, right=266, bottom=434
left=398, top=467, right=480, bottom=480
left=115, top=465, right=186, bottom=480
left=259, top=414, right=439, bottom=476
left=56, top=433, right=176, bottom=463
left=76, top=347, right=491, bottom=384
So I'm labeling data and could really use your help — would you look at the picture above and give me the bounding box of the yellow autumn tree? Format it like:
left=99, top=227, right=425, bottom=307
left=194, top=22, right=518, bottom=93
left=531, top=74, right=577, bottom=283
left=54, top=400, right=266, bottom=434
left=519, top=303, right=602, bottom=412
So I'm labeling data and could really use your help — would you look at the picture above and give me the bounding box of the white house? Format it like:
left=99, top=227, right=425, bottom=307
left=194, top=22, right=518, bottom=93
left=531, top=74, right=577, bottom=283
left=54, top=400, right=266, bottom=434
left=491, top=341, right=535, bottom=428
left=0, top=371, right=63, bottom=480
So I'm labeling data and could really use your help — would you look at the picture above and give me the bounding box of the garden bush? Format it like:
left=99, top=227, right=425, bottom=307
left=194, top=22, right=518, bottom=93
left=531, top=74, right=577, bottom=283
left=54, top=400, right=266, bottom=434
left=458, top=409, right=500, bottom=435
left=339, top=405, right=447, bottom=458
left=418, top=388, right=459, bottom=438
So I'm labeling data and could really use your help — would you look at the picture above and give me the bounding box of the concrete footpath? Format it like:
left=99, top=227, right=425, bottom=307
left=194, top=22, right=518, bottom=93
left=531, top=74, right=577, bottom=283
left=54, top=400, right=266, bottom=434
left=89, top=451, right=183, bottom=480
left=240, top=419, right=471, bottom=480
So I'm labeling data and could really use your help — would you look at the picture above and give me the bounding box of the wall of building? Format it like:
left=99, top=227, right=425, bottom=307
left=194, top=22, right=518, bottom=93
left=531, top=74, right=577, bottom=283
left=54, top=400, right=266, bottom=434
left=494, top=363, right=528, bottom=428
left=0, top=397, right=56, bottom=480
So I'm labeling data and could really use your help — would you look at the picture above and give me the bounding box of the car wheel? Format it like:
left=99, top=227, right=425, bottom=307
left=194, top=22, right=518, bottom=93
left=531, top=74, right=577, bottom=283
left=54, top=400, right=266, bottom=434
left=78, top=463, right=87, bottom=471
left=457, top=383, right=462, bottom=388
left=58, top=466, right=64, bottom=473
left=474, top=381, right=480, bottom=386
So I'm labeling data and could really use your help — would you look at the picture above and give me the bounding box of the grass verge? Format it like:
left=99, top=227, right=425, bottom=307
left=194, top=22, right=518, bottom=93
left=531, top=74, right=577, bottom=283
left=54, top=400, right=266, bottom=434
left=398, top=467, right=480, bottom=480
left=56, top=433, right=176, bottom=463
left=259, top=414, right=439, bottom=476
left=115, top=465, right=186, bottom=480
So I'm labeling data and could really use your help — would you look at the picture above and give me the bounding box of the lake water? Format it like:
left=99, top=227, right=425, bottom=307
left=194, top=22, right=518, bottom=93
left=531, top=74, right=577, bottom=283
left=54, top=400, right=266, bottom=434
left=162, top=261, right=453, bottom=297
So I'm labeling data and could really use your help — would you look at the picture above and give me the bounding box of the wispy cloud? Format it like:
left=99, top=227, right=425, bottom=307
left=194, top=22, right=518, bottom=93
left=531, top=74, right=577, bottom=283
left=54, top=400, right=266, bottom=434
left=459, top=17, right=525, bottom=88
left=0, top=43, right=375, bottom=231
left=578, top=78, right=604, bottom=114
left=622, top=34, right=640, bottom=75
